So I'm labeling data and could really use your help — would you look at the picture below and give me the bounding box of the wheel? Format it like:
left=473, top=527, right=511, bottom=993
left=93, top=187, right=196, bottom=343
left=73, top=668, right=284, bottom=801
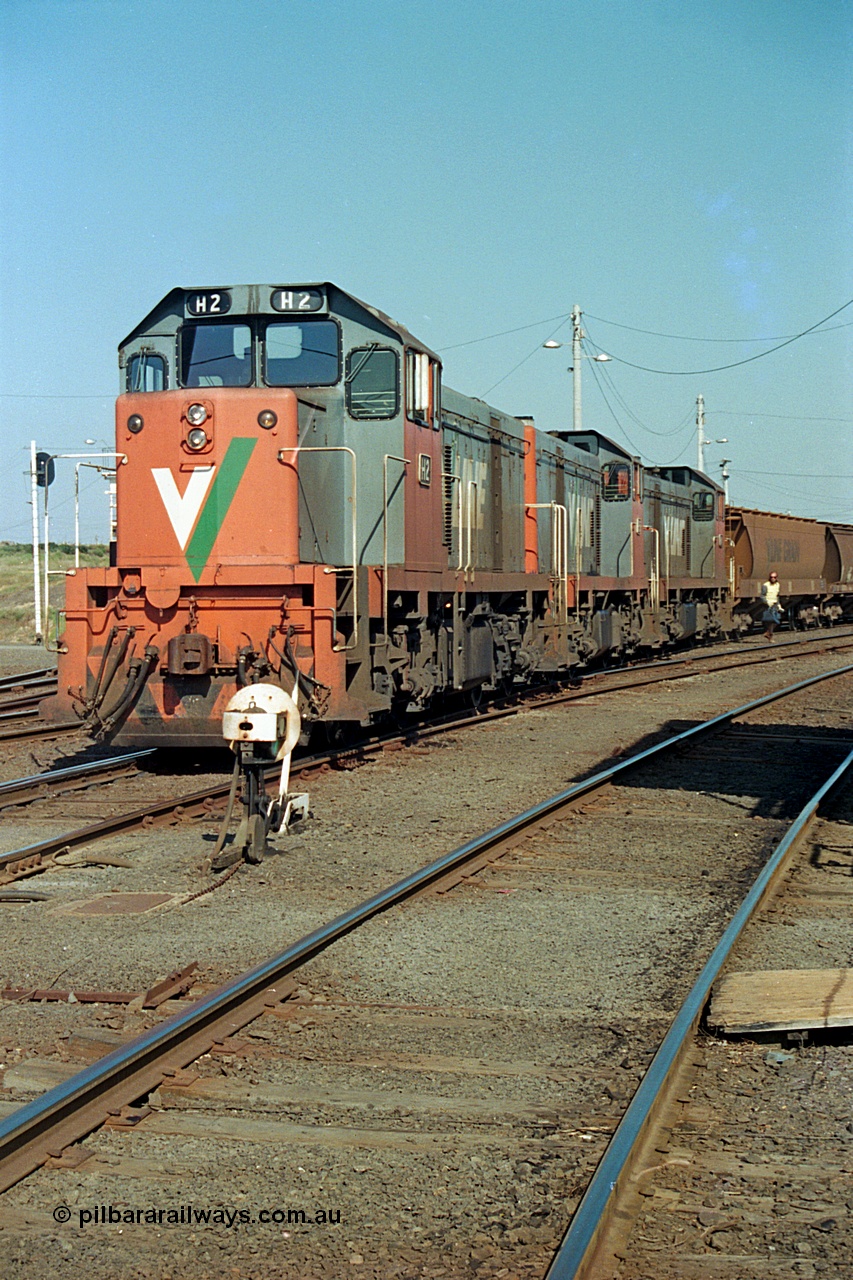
left=466, top=685, right=484, bottom=712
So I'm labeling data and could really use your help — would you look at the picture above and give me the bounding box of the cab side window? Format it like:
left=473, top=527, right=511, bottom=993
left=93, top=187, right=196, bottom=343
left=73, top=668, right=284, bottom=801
left=127, top=352, right=166, bottom=392
left=406, top=350, right=439, bottom=427
left=692, top=491, right=715, bottom=521
left=346, top=347, right=399, bottom=419
left=602, top=461, right=631, bottom=501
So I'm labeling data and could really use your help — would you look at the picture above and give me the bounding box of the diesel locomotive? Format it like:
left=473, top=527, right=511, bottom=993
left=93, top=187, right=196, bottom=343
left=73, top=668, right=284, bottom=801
left=42, top=283, right=852, bottom=749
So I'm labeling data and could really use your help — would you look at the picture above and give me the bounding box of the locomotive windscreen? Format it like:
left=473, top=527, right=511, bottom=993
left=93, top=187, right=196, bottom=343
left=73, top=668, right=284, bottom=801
left=265, top=320, right=339, bottom=386
left=178, top=317, right=341, bottom=388
left=180, top=322, right=252, bottom=387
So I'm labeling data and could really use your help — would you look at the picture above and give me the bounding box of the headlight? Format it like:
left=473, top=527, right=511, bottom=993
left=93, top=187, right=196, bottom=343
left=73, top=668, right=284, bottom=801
left=258, top=410, right=278, bottom=429
left=127, top=414, right=144, bottom=434
left=187, top=427, right=208, bottom=450
left=186, top=403, right=208, bottom=426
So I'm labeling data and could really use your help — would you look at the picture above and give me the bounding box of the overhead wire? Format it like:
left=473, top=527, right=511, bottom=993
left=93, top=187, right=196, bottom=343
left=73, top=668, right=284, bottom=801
left=657, top=435, right=697, bottom=467
left=585, top=355, right=650, bottom=459
left=439, top=312, right=572, bottom=351
left=711, top=409, right=853, bottom=423
left=583, top=312, right=853, bottom=343
left=480, top=315, right=573, bottom=398
left=583, top=297, right=853, bottom=376
left=738, top=468, right=853, bottom=479
left=594, top=358, right=694, bottom=438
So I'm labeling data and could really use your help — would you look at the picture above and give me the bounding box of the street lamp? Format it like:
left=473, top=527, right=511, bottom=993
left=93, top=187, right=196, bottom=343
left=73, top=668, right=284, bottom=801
left=695, top=395, right=728, bottom=472
left=718, top=459, right=731, bottom=504
left=543, top=305, right=611, bottom=432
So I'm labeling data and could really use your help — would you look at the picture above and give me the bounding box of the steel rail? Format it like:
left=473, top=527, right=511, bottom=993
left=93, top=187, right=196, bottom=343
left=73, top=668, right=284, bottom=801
left=0, top=684, right=58, bottom=715
left=2, top=646, right=849, bottom=884
left=0, top=719, right=83, bottom=744
left=557, top=630, right=853, bottom=704
left=0, top=707, right=39, bottom=724
left=545, top=740, right=853, bottom=1279
left=0, top=662, right=851, bottom=1193
left=0, top=750, right=156, bottom=807
left=0, top=669, right=57, bottom=693
left=0, top=626, right=848, bottom=749
left=0, top=782, right=229, bottom=883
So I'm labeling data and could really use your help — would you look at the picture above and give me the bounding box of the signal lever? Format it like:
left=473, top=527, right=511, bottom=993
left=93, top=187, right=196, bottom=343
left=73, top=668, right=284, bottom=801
left=210, top=683, right=308, bottom=870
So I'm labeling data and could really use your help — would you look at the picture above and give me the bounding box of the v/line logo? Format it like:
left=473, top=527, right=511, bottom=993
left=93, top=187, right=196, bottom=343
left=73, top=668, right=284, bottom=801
left=152, top=438, right=256, bottom=581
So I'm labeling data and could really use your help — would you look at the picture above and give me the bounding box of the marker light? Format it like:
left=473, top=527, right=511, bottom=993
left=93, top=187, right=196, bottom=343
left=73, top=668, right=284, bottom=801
left=187, top=428, right=208, bottom=450
left=127, top=414, right=144, bottom=434
left=257, top=410, right=278, bottom=429
left=186, top=403, right=208, bottom=426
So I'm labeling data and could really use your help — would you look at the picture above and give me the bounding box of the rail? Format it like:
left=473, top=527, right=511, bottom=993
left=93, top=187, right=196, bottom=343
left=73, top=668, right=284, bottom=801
left=0, top=662, right=850, bottom=1193
left=0, top=750, right=156, bottom=808
left=547, top=737, right=853, bottom=1278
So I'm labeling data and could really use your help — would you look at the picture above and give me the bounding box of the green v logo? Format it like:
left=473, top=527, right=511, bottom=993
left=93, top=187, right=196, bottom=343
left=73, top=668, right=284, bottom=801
left=153, top=438, right=257, bottom=582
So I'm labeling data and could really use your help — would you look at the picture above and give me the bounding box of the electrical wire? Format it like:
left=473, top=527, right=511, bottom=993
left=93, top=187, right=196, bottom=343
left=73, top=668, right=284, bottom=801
left=583, top=312, right=853, bottom=343
left=595, top=360, right=694, bottom=438
left=439, top=312, right=572, bottom=351
left=711, top=409, right=853, bottom=423
left=737, top=469, right=853, bottom=479
left=585, top=356, right=650, bottom=459
left=657, top=436, right=697, bottom=467
left=480, top=315, right=573, bottom=398
left=584, top=297, right=853, bottom=376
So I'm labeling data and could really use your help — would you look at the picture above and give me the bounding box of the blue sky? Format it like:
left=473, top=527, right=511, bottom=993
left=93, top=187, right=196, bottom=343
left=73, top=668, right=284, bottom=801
left=1, top=0, right=851, bottom=542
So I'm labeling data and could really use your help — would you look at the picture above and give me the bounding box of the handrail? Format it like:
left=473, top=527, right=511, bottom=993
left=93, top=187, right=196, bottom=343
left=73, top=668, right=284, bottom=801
left=37, top=450, right=127, bottom=652
left=575, top=504, right=581, bottom=620
left=464, top=479, right=478, bottom=581
left=381, top=454, right=410, bottom=648
left=526, top=503, right=568, bottom=624
left=278, top=446, right=358, bottom=652
left=643, top=524, right=660, bottom=608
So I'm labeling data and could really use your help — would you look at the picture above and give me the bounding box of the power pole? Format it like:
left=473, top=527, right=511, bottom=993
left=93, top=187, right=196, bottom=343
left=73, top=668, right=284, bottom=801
left=696, top=394, right=706, bottom=472
left=571, top=304, right=583, bottom=433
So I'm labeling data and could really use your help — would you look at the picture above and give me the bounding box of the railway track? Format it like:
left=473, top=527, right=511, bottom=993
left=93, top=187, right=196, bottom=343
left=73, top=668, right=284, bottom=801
left=0, top=661, right=850, bottom=1278
left=1, top=625, right=851, bottom=752
left=0, top=668, right=58, bottom=725
left=3, top=627, right=853, bottom=891
left=548, top=732, right=853, bottom=1279
left=0, top=752, right=156, bottom=812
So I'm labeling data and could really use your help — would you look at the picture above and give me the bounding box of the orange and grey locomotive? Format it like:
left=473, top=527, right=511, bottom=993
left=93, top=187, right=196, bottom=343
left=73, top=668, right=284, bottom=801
left=46, top=282, right=736, bottom=748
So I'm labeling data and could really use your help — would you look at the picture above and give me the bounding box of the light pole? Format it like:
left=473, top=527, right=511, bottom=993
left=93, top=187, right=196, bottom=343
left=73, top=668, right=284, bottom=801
left=695, top=395, right=728, bottom=473
left=719, top=458, right=731, bottom=504
left=544, top=306, right=611, bottom=432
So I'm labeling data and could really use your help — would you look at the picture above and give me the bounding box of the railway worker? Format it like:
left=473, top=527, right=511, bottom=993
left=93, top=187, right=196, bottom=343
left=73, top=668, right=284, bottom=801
left=760, top=570, right=781, bottom=642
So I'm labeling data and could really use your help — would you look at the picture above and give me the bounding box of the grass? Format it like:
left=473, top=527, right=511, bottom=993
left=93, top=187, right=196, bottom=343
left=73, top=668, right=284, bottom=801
left=0, top=541, right=110, bottom=645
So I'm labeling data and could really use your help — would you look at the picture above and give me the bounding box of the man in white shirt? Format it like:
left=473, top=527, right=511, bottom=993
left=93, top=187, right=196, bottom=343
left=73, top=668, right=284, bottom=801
left=761, top=570, right=781, bottom=642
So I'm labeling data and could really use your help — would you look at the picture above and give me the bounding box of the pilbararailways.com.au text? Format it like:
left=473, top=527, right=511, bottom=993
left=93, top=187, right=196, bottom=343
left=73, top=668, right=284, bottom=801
left=53, top=1203, right=341, bottom=1230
